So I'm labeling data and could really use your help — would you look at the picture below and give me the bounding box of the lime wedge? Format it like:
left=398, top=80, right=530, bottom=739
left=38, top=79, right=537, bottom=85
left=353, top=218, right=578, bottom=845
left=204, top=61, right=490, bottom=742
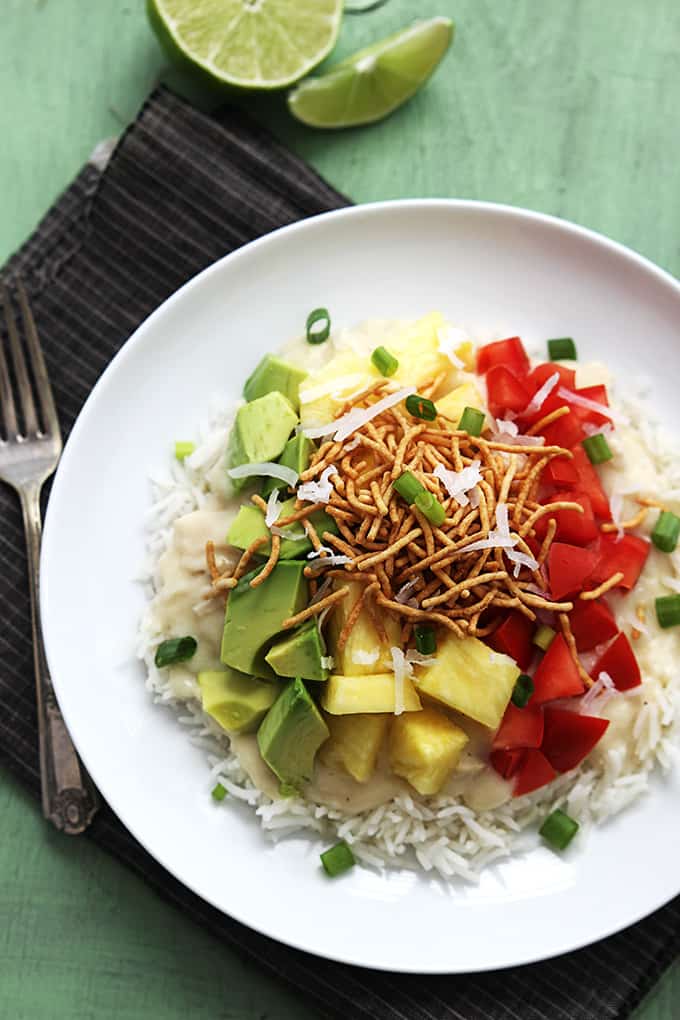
left=148, top=0, right=343, bottom=90
left=287, top=17, right=454, bottom=129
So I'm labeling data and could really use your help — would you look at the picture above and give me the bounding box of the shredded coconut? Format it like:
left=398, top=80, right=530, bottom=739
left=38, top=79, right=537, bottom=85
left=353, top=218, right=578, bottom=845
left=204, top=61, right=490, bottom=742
left=522, top=372, right=560, bottom=416
left=434, top=461, right=483, bottom=507
left=297, top=464, right=337, bottom=504
left=227, top=462, right=299, bottom=486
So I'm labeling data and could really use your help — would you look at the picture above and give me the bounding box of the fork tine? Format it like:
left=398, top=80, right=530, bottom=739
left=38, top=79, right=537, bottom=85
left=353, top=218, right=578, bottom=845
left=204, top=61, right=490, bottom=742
left=0, top=305, right=19, bottom=439
left=2, top=284, right=39, bottom=436
left=16, top=280, right=60, bottom=439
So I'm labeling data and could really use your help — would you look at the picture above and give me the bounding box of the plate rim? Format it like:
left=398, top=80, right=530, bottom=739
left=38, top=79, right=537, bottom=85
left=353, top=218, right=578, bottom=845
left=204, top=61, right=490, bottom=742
left=41, top=198, right=680, bottom=974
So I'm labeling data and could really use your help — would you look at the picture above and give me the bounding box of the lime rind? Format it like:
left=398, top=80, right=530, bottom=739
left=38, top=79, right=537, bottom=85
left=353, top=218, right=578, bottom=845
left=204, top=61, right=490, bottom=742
left=149, top=0, right=343, bottom=90
left=287, top=17, right=454, bottom=129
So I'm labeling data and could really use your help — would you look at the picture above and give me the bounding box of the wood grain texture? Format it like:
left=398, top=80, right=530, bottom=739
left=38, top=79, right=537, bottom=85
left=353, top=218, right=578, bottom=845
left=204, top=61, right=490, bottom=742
left=0, top=1, right=678, bottom=1018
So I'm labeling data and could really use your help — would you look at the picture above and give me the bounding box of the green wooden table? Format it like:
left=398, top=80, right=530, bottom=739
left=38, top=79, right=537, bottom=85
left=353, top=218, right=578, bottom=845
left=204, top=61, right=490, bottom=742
left=1, top=2, right=679, bottom=1017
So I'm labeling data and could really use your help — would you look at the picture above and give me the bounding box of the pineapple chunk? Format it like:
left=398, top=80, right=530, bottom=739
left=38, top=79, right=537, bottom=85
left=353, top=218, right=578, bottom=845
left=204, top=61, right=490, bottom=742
left=390, top=707, right=469, bottom=795
left=321, top=713, right=389, bottom=783
left=437, top=381, right=485, bottom=428
left=414, top=633, right=519, bottom=730
left=322, top=673, right=422, bottom=715
left=327, top=581, right=401, bottom=675
left=454, top=340, right=476, bottom=371
left=298, top=312, right=452, bottom=428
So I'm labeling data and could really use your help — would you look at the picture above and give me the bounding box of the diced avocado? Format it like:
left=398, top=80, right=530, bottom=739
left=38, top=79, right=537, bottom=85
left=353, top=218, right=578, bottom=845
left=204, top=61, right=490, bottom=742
left=265, top=621, right=329, bottom=682
left=227, top=392, right=298, bottom=491
left=389, top=706, right=469, bottom=795
left=321, top=713, right=389, bottom=783
left=321, top=673, right=422, bottom=714
left=413, top=633, right=519, bottom=730
left=198, top=669, right=278, bottom=734
left=244, top=354, right=307, bottom=412
left=221, top=561, right=308, bottom=677
left=226, top=497, right=338, bottom=560
left=262, top=433, right=314, bottom=498
left=257, top=677, right=330, bottom=788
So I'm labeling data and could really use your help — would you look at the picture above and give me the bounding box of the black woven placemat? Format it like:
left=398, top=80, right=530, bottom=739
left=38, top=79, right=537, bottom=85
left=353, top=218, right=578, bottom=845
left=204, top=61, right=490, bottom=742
left=1, top=85, right=678, bottom=1020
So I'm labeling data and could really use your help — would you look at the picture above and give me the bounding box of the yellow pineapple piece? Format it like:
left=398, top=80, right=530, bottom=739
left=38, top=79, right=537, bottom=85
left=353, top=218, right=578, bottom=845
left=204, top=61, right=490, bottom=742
left=321, top=713, right=389, bottom=783
left=454, top=340, right=476, bottom=371
left=436, top=381, right=485, bottom=428
left=389, top=707, right=469, bottom=795
left=321, top=673, right=422, bottom=715
left=327, top=581, right=401, bottom=675
left=414, top=633, right=519, bottom=730
left=387, top=311, right=451, bottom=389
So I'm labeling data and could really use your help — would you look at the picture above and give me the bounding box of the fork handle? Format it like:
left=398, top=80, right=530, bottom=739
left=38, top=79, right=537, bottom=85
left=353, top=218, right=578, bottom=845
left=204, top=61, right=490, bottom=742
left=20, top=483, right=100, bottom=834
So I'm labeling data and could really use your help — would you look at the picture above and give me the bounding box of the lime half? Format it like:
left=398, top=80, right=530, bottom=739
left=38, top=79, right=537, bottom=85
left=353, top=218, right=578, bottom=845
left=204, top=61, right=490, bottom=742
left=287, top=17, right=454, bottom=129
left=148, top=0, right=343, bottom=90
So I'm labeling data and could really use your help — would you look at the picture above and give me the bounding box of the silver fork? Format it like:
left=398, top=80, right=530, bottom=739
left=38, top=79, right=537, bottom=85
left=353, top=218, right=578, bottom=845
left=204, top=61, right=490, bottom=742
left=0, top=279, right=99, bottom=834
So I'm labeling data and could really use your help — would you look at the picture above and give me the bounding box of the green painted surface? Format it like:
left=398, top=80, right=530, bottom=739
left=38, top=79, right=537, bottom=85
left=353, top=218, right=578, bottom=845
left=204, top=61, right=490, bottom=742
left=0, top=1, right=678, bottom=1018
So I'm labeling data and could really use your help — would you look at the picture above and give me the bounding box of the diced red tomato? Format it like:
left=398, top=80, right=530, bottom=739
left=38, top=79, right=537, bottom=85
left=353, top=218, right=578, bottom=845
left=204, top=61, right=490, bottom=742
left=492, top=703, right=544, bottom=750
left=513, top=749, right=557, bottom=797
left=486, top=365, right=531, bottom=419
left=569, top=445, right=611, bottom=520
left=476, top=336, right=530, bottom=378
left=527, top=362, right=576, bottom=394
left=587, top=534, right=650, bottom=592
left=490, top=748, right=526, bottom=780
left=548, top=542, right=599, bottom=600
left=568, top=599, right=618, bottom=652
left=575, top=384, right=611, bottom=427
left=544, top=455, right=579, bottom=488
left=531, top=633, right=585, bottom=704
left=540, top=402, right=589, bottom=448
left=534, top=492, right=599, bottom=546
left=490, top=611, right=535, bottom=670
left=592, top=632, right=642, bottom=691
left=541, top=707, right=610, bottom=772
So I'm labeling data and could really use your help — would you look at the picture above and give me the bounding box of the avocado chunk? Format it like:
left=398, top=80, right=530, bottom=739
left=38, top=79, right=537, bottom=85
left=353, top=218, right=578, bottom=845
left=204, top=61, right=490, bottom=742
left=257, top=677, right=330, bottom=788
left=262, top=433, right=314, bottom=498
left=265, top=621, right=329, bottom=682
left=221, top=561, right=308, bottom=677
left=198, top=669, right=279, bottom=734
left=243, top=354, right=307, bottom=412
left=227, top=497, right=338, bottom=560
left=227, top=392, right=298, bottom=491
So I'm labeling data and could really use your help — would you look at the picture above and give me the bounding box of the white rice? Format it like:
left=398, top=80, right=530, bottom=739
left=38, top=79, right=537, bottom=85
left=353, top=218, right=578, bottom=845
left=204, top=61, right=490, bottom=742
left=137, top=329, right=680, bottom=882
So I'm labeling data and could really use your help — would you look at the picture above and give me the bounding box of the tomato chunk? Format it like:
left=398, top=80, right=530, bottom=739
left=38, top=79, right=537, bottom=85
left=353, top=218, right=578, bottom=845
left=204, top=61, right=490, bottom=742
left=588, top=534, right=650, bottom=592
left=492, top=703, right=544, bottom=750
left=486, top=365, right=531, bottom=419
left=513, top=749, right=557, bottom=797
left=569, top=445, right=611, bottom=520
left=531, top=633, right=585, bottom=704
left=490, top=611, right=535, bottom=670
left=477, top=336, right=530, bottom=377
left=575, top=384, right=611, bottom=427
left=534, top=492, right=599, bottom=546
left=592, top=632, right=642, bottom=691
left=568, top=599, right=618, bottom=652
left=544, top=455, right=579, bottom=488
left=541, top=707, right=610, bottom=772
left=527, top=362, right=576, bottom=394
left=548, top=542, right=599, bottom=600
left=490, top=748, right=526, bottom=780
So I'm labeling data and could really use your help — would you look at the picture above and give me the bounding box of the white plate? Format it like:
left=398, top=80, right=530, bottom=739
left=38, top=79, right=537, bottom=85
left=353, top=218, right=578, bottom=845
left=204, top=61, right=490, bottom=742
left=41, top=201, right=680, bottom=973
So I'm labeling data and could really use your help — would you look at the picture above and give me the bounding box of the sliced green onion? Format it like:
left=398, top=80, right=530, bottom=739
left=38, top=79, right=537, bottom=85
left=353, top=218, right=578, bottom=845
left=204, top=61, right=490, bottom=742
left=652, top=510, right=680, bottom=554
left=405, top=393, right=437, bottom=421
left=154, top=636, right=197, bottom=669
left=320, top=840, right=355, bottom=877
left=415, top=625, right=437, bottom=655
left=581, top=433, right=613, bottom=465
left=306, top=307, right=331, bottom=345
left=655, top=594, right=680, bottom=629
left=540, top=808, right=580, bottom=850
left=548, top=337, right=577, bottom=361
left=371, top=345, right=399, bottom=377
left=414, top=490, right=446, bottom=526
left=458, top=406, right=485, bottom=437
left=175, top=441, right=195, bottom=462
left=533, top=624, right=556, bottom=652
left=393, top=470, right=425, bottom=505
left=211, top=783, right=227, bottom=802
left=511, top=673, right=534, bottom=708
